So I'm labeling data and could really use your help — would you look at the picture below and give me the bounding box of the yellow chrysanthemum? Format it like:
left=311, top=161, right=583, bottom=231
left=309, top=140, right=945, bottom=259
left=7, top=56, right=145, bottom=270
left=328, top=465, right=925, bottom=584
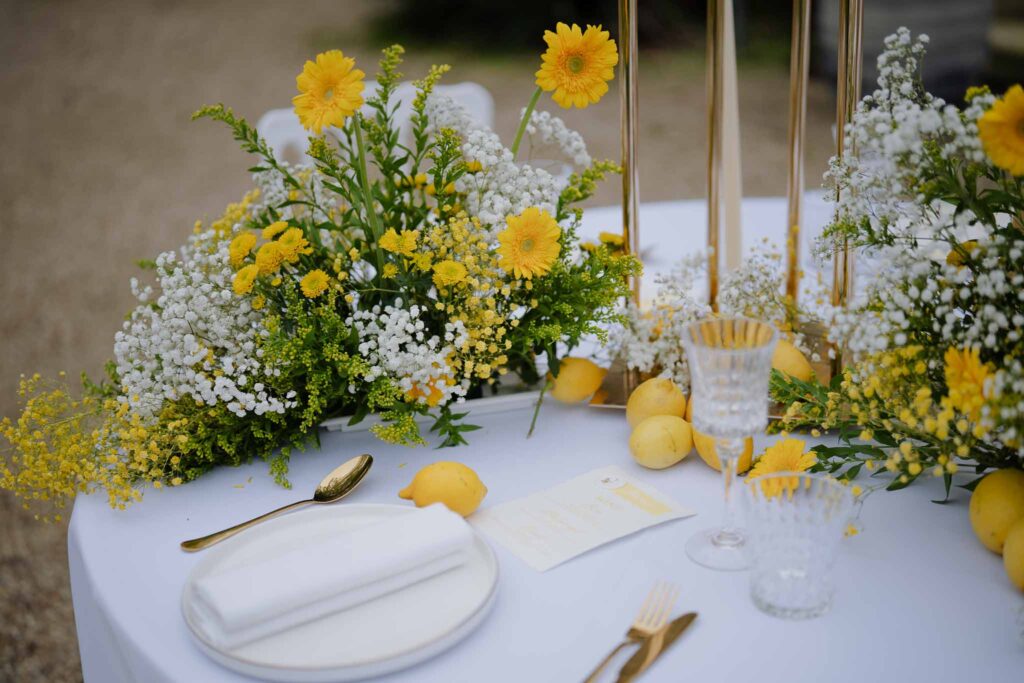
left=382, top=263, right=398, bottom=278
left=943, top=346, right=991, bottom=421
left=497, top=207, right=561, bottom=279
left=278, top=228, right=312, bottom=263
left=262, top=221, right=288, bottom=240
left=232, top=264, right=259, bottom=296
left=300, top=269, right=330, bottom=298
left=535, top=22, right=618, bottom=109
left=254, top=242, right=285, bottom=275
left=978, top=84, right=1024, bottom=176
left=598, top=231, right=624, bottom=247
left=292, top=50, right=366, bottom=134
left=228, top=232, right=257, bottom=268
left=432, top=260, right=467, bottom=289
left=748, top=439, right=817, bottom=499
left=379, top=228, right=418, bottom=257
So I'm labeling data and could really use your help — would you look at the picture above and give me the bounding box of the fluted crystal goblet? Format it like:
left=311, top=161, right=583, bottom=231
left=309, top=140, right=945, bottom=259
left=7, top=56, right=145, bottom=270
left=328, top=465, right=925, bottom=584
left=681, top=317, right=777, bottom=571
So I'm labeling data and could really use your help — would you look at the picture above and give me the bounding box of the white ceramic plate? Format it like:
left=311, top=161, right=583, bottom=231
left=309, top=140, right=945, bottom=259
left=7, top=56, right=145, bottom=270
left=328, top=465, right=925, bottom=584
left=181, top=504, right=499, bottom=682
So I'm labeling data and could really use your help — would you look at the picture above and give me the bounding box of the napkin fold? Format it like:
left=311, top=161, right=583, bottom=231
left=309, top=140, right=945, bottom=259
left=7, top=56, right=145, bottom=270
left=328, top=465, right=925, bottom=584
left=189, top=504, right=474, bottom=649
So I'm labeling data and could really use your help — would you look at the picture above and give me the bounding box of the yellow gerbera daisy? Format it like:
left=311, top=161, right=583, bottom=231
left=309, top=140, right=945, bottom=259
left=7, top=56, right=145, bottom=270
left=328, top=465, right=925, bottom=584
left=228, top=232, right=257, bottom=268
left=432, top=260, right=467, bottom=289
left=943, top=346, right=991, bottom=421
left=497, top=207, right=561, bottom=279
left=748, top=439, right=817, bottom=498
left=978, top=84, right=1024, bottom=176
left=300, top=269, right=330, bottom=298
left=232, top=264, right=259, bottom=296
left=254, top=242, right=285, bottom=275
left=535, top=22, right=618, bottom=109
left=277, top=228, right=312, bottom=263
left=261, top=221, right=288, bottom=240
left=292, top=50, right=366, bottom=134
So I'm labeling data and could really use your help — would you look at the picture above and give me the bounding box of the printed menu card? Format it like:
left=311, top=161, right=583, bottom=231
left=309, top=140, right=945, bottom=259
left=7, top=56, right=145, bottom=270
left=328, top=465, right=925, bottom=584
left=472, top=466, right=695, bottom=571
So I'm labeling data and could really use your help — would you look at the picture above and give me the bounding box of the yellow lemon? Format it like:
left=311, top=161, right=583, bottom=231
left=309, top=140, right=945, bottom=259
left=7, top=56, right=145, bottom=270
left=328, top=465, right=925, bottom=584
left=692, top=430, right=754, bottom=474
left=969, top=468, right=1024, bottom=554
left=1004, top=519, right=1024, bottom=591
left=549, top=357, right=607, bottom=403
left=398, top=461, right=487, bottom=517
left=626, top=377, right=686, bottom=428
left=772, top=339, right=814, bottom=382
left=629, top=416, right=693, bottom=469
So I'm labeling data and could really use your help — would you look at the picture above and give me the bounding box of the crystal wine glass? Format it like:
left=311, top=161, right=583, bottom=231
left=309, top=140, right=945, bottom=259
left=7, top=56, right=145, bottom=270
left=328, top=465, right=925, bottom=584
left=681, top=317, right=777, bottom=571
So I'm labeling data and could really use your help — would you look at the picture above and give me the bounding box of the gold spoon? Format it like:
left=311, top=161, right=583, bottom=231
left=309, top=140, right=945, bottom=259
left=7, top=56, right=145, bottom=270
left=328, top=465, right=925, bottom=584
left=180, top=454, right=374, bottom=552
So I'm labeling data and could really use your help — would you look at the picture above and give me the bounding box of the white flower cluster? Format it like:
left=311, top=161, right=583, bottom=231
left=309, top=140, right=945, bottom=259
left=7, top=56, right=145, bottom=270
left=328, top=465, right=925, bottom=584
left=252, top=161, right=339, bottom=226
left=610, top=254, right=712, bottom=391
left=523, top=108, right=592, bottom=169
left=823, top=28, right=992, bottom=252
left=347, top=300, right=469, bottom=406
left=114, top=229, right=295, bottom=419
left=612, top=247, right=829, bottom=388
left=425, top=93, right=562, bottom=236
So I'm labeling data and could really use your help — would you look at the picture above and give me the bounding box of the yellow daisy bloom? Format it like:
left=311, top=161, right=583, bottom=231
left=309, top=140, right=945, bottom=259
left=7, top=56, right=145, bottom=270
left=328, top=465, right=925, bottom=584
left=277, top=228, right=312, bottom=263
left=382, top=263, right=398, bottom=278
left=261, top=221, right=288, bottom=240
left=292, top=50, right=366, bottom=134
left=748, top=439, right=817, bottom=498
left=432, top=260, right=467, bottom=289
left=228, top=232, right=257, bottom=268
left=232, top=264, right=259, bottom=296
left=300, top=269, right=330, bottom=298
left=379, top=228, right=418, bottom=257
left=254, top=242, right=285, bottom=275
left=943, top=346, right=991, bottom=421
left=535, top=22, right=618, bottom=109
left=497, top=207, right=561, bottom=279
left=978, top=84, right=1024, bottom=176
left=598, top=231, right=624, bottom=247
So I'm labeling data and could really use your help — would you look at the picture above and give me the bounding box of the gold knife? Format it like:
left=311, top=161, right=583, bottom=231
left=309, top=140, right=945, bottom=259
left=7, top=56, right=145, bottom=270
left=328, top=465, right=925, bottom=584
left=615, top=612, right=698, bottom=682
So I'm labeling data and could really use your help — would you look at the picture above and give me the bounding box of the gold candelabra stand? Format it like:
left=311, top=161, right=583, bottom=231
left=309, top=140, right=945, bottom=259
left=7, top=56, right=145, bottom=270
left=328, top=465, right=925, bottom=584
left=600, top=0, right=864, bottom=405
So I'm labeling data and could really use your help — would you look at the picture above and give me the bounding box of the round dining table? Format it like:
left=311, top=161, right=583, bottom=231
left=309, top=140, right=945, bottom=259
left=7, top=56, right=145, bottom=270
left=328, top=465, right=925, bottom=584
left=68, top=196, right=1024, bottom=682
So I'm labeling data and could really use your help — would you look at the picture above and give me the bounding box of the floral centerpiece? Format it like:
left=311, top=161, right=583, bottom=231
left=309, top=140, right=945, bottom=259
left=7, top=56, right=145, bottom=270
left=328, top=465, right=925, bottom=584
left=1, top=25, right=639, bottom=517
left=771, top=28, right=1024, bottom=497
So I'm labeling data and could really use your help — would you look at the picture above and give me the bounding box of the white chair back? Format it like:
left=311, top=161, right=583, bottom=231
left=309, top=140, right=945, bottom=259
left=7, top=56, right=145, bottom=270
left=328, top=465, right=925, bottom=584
left=255, top=81, right=494, bottom=165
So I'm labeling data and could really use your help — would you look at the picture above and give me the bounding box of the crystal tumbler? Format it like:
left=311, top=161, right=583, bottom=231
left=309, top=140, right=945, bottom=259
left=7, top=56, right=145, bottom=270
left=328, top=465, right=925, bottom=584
left=743, top=472, right=854, bottom=619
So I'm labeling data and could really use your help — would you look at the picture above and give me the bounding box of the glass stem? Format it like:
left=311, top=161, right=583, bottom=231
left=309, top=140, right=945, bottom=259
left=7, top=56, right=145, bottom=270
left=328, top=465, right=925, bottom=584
left=715, top=438, right=743, bottom=547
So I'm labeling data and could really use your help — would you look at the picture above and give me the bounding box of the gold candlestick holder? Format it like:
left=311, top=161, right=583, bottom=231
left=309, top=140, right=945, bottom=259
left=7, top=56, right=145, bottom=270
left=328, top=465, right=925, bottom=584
left=597, top=0, right=863, bottom=407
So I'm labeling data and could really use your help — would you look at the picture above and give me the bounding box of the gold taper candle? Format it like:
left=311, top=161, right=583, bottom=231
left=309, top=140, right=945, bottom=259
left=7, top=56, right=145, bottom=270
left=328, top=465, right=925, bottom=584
left=722, top=0, right=743, bottom=273
left=619, top=0, right=640, bottom=305
left=785, top=0, right=811, bottom=302
left=706, top=0, right=725, bottom=310
left=831, top=0, right=863, bottom=376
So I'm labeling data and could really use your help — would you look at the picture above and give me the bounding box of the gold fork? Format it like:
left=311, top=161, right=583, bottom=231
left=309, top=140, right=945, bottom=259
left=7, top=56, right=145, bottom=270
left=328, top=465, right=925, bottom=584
left=583, top=581, right=680, bottom=683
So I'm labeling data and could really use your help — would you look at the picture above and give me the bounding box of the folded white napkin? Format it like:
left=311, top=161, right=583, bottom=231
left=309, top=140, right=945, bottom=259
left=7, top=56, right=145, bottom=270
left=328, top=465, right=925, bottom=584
left=189, top=504, right=474, bottom=649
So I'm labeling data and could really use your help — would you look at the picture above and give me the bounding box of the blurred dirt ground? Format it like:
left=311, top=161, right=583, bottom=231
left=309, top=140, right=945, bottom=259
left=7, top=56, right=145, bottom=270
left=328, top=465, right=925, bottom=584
left=0, top=1, right=834, bottom=679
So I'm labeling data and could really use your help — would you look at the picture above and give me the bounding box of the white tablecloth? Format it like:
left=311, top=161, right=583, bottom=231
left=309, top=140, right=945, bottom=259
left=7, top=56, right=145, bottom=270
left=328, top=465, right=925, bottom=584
left=69, top=198, right=1024, bottom=682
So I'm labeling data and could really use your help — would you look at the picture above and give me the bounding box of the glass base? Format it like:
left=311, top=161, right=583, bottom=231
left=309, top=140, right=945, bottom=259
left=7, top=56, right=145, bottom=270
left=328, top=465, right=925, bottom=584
left=685, top=526, right=751, bottom=571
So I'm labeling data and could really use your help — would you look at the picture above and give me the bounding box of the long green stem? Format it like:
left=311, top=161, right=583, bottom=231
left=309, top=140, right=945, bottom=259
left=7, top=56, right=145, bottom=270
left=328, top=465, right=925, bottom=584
left=527, top=378, right=552, bottom=438
left=352, top=114, right=384, bottom=274
left=510, top=86, right=543, bottom=158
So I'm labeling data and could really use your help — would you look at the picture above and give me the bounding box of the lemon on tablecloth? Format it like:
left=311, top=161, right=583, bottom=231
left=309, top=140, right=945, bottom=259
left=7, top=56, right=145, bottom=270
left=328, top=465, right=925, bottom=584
left=629, top=415, right=693, bottom=469
left=626, top=377, right=686, bottom=428
left=692, top=430, right=754, bottom=474
left=549, top=357, right=607, bottom=403
left=969, top=468, right=1024, bottom=554
left=399, top=462, right=487, bottom=517
left=1004, top=519, right=1024, bottom=592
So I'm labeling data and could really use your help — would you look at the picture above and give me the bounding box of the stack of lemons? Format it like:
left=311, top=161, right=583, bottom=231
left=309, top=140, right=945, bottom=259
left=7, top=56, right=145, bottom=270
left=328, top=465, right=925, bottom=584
left=969, top=468, right=1024, bottom=591
left=624, top=340, right=814, bottom=473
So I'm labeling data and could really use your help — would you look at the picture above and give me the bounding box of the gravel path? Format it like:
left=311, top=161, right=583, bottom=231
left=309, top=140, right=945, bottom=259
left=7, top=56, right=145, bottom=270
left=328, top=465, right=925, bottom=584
left=0, top=1, right=835, bottom=679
